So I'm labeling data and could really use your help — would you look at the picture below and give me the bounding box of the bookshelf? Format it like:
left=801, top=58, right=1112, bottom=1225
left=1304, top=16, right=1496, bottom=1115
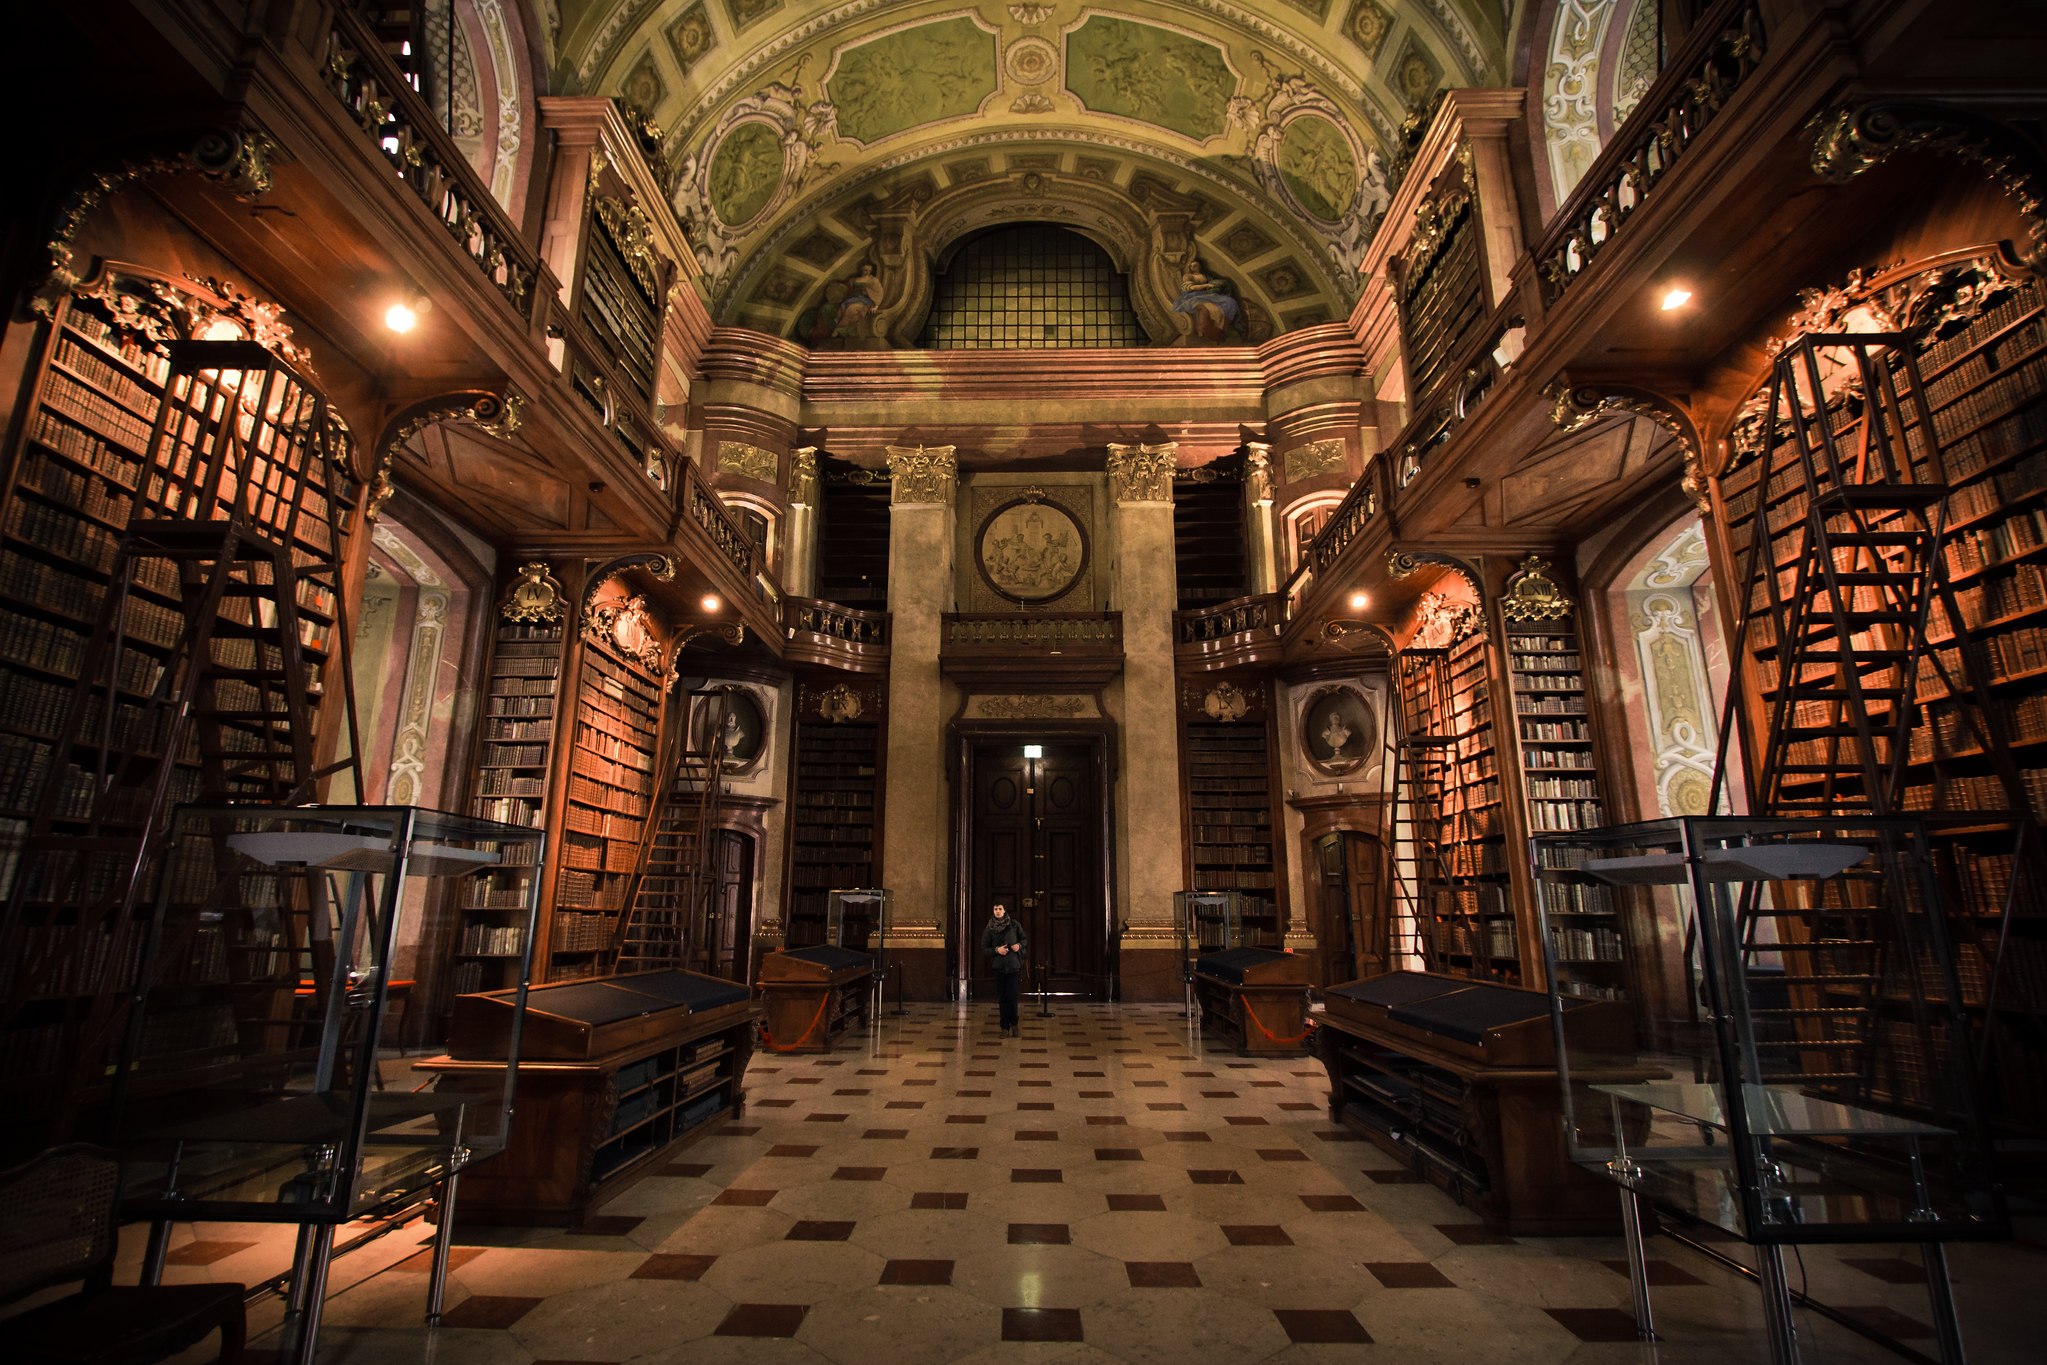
left=1498, top=565, right=1618, bottom=1001
left=1711, top=264, right=2047, bottom=1128
left=0, top=283, right=358, bottom=1133
left=786, top=716, right=882, bottom=948
left=456, top=590, right=565, bottom=999
left=1174, top=457, right=1246, bottom=610
left=1403, top=632, right=1513, bottom=981
left=578, top=198, right=661, bottom=407
left=1182, top=698, right=1281, bottom=947
left=554, top=640, right=665, bottom=979
left=817, top=465, right=891, bottom=609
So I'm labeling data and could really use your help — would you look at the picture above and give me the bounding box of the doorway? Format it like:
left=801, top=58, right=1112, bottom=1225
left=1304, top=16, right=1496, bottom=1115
left=694, top=830, right=754, bottom=982
left=964, top=738, right=1109, bottom=999
left=1313, top=830, right=1384, bottom=985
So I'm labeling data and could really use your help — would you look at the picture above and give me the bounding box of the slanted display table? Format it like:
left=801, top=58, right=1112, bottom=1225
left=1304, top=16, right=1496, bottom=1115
left=418, top=969, right=759, bottom=1226
left=757, top=944, right=875, bottom=1052
left=1192, top=947, right=1311, bottom=1055
left=1314, top=971, right=1637, bottom=1233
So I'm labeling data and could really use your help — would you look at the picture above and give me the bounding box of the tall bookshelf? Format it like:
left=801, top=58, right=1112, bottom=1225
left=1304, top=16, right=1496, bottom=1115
left=1439, top=632, right=1513, bottom=979
left=1173, top=457, right=1246, bottom=610
left=1498, top=563, right=1618, bottom=1000
left=1183, top=695, right=1280, bottom=947
left=555, top=641, right=664, bottom=979
left=579, top=198, right=661, bottom=407
left=1711, top=262, right=2047, bottom=1129
left=457, top=593, right=565, bottom=998
left=786, top=715, right=881, bottom=948
left=0, top=278, right=358, bottom=1145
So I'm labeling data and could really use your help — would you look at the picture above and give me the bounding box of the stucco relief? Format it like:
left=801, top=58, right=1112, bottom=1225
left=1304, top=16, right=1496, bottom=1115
left=978, top=498, right=1088, bottom=604
left=1282, top=437, right=1346, bottom=483
left=716, top=440, right=780, bottom=482
left=1542, top=0, right=1622, bottom=202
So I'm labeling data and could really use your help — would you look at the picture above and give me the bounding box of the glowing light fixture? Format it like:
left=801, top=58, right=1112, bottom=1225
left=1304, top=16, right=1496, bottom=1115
left=1660, top=286, right=1694, bottom=311
left=1023, top=744, right=1043, bottom=759
left=700, top=594, right=722, bottom=613
left=1348, top=590, right=1369, bottom=611
left=384, top=292, right=431, bottom=334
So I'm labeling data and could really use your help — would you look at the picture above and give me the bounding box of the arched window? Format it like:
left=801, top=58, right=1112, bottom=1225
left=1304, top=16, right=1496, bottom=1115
left=918, top=225, right=1146, bottom=349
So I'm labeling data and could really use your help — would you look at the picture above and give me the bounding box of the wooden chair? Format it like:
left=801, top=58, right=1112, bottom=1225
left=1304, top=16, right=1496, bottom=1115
left=0, top=1145, right=245, bottom=1364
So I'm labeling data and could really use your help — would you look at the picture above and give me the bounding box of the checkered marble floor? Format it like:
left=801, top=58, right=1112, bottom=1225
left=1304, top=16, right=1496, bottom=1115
left=140, top=1003, right=2042, bottom=1363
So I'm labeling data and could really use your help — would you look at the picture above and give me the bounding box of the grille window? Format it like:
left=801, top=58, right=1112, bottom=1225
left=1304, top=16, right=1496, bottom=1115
left=918, top=225, right=1147, bottom=349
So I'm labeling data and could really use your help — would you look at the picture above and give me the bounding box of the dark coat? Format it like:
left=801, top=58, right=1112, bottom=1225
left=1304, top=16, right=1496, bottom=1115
left=981, top=915, right=1026, bottom=973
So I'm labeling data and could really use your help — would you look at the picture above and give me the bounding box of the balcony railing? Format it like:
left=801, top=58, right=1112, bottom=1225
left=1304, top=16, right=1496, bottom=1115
left=1533, top=0, right=1766, bottom=307
left=787, top=598, right=890, bottom=646
left=320, top=4, right=538, bottom=317
left=944, top=613, right=1122, bottom=649
left=1177, top=594, right=1281, bottom=645
left=683, top=463, right=757, bottom=582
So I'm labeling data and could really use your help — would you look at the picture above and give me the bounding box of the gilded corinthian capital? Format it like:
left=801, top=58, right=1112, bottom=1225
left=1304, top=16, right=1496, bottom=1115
left=885, top=443, right=957, bottom=506
left=1106, top=441, right=1177, bottom=503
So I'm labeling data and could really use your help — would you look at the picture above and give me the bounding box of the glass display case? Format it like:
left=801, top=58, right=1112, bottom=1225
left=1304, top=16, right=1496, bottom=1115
left=110, top=804, right=543, bottom=1363
left=828, top=887, right=895, bottom=1014
left=1532, top=816, right=2005, bottom=1361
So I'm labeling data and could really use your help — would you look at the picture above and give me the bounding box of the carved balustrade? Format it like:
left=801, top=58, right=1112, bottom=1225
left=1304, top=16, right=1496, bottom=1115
left=683, top=461, right=757, bottom=582
left=319, top=4, right=538, bottom=317
left=1533, top=0, right=1767, bottom=306
left=1175, top=594, right=1283, bottom=670
left=783, top=597, right=891, bottom=671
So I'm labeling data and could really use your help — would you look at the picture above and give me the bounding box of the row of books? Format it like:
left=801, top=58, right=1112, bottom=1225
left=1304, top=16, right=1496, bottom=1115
left=1535, top=880, right=1617, bottom=915
left=458, top=924, right=525, bottom=956
left=1547, top=925, right=1624, bottom=962
left=1528, top=798, right=1606, bottom=831
left=471, top=796, right=543, bottom=827
left=475, top=771, right=544, bottom=797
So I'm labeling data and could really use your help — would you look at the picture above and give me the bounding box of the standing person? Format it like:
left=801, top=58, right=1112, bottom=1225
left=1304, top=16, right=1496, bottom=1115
left=982, top=902, right=1027, bottom=1036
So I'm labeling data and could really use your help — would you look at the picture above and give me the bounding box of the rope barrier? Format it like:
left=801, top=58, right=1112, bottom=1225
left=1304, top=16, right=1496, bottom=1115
left=760, top=991, right=831, bottom=1052
left=1239, top=995, right=1310, bottom=1046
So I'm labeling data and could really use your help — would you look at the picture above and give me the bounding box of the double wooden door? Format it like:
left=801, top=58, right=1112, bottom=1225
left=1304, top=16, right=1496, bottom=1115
left=967, top=741, right=1105, bottom=998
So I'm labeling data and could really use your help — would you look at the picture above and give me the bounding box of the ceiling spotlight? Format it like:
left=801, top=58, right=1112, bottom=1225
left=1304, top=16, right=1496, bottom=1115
left=700, top=594, right=723, bottom=613
left=1348, top=591, right=1369, bottom=611
left=1659, top=286, right=1694, bottom=312
left=384, top=292, right=432, bottom=334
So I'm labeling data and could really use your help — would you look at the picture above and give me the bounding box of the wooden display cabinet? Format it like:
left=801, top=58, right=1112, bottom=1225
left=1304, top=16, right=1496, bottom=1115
left=755, top=945, right=875, bottom=1053
left=1191, top=947, right=1311, bottom=1055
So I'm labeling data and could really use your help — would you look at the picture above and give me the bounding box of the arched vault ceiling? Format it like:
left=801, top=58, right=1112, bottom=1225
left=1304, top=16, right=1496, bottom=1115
left=546, top=0, right=1508, bottom=336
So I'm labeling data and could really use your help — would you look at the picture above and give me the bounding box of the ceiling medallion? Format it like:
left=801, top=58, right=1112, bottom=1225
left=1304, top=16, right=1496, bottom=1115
left=1004, top=37, right=1058, bottom=86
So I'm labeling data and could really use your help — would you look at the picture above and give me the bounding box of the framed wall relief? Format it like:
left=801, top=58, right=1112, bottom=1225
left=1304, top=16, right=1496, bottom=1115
left=974, top=494, right=1089, bottom=604
left=693, top=686, right=768, bottom=772
left=1301, top=685, right=1376, bottom=776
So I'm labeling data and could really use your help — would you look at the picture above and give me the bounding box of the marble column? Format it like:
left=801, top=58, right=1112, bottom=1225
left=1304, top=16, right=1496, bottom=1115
left=880, top=444, right=957, bottom=996
left=783, top=446, right=819, bottom=597
left=1106, top=442, right=1187, bottom=1000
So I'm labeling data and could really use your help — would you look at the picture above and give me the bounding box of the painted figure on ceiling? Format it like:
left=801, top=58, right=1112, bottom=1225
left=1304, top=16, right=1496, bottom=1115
left=794, top=259, right=886, bottom=349
left=1172, top=254, right=1244, bottom=344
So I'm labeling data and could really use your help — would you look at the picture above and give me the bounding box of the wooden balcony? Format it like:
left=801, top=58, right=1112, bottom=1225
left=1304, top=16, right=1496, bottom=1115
left=939, top=613, right=1123, bottom=688
left=1175, top=595, right=1284, bottom=671
left=783, top=598, right=890, bottom=673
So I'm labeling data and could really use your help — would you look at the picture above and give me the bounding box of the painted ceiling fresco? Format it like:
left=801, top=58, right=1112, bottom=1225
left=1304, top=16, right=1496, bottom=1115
left=549, top=1, right=1508, bottom=341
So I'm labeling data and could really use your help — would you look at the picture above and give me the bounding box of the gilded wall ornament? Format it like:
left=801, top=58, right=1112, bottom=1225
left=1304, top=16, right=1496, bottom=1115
left=1410, top=590, right=1480, bottom=648
left=885, top=443, right=957, bottom=505
left=588, top=591, right=666, bottom=672
left=34, top=127, right=279, bottom=317
left=1500, top=555, right=1573, bottom=622
left=716, top=440, right=780, bottom=482
left=593, top=194, right=666, bottom=298
left=1282, top=437, right=1346, bottom=483
left=1201, top=681, right=1251, bottom=722
left=1810, top=101, right=2047, bottom=268
left=1106, top=441, right=1177, bottom=503
left=501, top=562, right=567, bottom=624
left=813, top=682, right=869, bottom=722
